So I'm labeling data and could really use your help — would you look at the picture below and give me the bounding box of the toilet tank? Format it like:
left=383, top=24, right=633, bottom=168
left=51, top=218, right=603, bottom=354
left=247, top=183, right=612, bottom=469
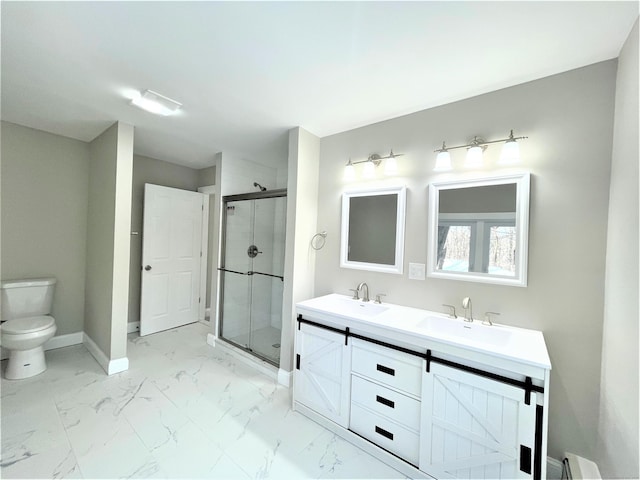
left=1, top=277, right=57, bottom=320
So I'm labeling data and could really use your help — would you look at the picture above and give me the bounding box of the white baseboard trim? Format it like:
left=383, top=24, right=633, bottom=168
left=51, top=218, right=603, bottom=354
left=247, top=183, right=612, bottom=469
left=277, top=369, right=292, bottom=387
left=127, top=322, right=140, bottom=334
left=1, top=331, right=84, bottom=360
left=108, top=356, right=129, bottom=375
left=547, top=456, right=563, bottom=479
left=83, top=333, right=129, bottom=376
left=83, top=333, right=109, bottom=374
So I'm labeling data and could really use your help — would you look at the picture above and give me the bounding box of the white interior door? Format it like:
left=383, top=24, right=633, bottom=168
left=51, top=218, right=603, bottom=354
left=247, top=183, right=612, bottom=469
left=140, top=184, right=205, bottom=336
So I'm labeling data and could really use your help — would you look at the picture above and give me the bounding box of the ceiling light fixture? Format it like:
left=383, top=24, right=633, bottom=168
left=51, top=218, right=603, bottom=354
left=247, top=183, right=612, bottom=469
left=343, top=150, right=404, bottom=181
left=130, top=89, right=182, bottom=116
left=434, top=130, right=527, bottom=170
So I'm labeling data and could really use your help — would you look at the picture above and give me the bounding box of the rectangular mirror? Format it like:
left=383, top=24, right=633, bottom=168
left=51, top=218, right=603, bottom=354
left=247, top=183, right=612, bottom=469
left=341, top=186, right=406, bottom=274
left=427, top=173, right=530, bottom=287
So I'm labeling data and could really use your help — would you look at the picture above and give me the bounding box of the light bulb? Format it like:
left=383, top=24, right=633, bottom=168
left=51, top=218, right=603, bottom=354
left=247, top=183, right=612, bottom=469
left=363, top=160, right=376, bottom=179
left=434, top=150, right=452, bottom=171
left=384, top=155, right=398, bottom=175
left=343, top=162, right=355, bottom=181
left=465, top=145, right=483, bottom=168
left=499, top=139, right=520, bottom=164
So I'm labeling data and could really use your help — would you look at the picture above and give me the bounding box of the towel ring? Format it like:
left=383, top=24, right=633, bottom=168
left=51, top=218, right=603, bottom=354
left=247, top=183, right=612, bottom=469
left=311, top=231, right=327, bottom=250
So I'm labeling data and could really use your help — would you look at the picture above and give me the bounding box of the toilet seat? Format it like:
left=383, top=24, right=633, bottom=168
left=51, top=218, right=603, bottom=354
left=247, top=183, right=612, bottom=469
left=1, top=315, right=55, bottom=335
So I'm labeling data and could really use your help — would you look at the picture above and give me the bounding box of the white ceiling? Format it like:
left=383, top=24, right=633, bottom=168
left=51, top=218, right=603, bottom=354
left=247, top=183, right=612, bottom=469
left=2, top=2, right=637, bottom=169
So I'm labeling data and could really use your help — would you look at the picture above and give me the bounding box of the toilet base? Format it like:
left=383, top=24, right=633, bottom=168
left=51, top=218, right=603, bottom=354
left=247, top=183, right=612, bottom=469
left=4, top=346, right=47, bottom=380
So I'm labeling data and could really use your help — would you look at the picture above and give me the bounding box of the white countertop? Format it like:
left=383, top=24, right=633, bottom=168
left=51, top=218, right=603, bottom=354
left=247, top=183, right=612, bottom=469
left=296, top=293, right=551, bottom=370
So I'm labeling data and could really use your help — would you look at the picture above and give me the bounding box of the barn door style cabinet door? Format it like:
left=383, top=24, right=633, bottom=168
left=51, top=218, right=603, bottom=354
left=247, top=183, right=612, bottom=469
left=293, top=320, right=351, bottom=428
left=420, top=363, right=538, bottom=479
left=294, top=294, right=551, bottom=480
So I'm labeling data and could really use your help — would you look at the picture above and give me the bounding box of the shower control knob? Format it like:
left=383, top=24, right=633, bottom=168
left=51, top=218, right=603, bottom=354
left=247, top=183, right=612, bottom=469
left=144, top=265, right=152, bottom=271
left=247, top=245, right=262, bottom=258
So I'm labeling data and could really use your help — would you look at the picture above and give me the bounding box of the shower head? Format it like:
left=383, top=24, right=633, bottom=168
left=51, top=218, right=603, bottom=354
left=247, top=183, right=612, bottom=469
left=253, top=182, right=267, bottom=192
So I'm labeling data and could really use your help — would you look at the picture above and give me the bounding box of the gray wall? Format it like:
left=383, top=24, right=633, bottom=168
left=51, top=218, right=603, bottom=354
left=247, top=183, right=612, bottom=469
left=314, top=61, right=616, bottom=461
left=282, top=127, right=320, bottom=375
left=128, top=154, right=200, bottom=325
left=0, top=122, right=89, bottom=336
left=597, top=19, right=639, bottom=479
left=85, top=122, right=133, bottom=360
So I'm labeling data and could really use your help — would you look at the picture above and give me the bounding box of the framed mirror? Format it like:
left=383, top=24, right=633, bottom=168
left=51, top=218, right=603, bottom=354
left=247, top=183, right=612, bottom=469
left=427, top=173, right=530, bottom=287
left=341, top=186, right=406, bottom=274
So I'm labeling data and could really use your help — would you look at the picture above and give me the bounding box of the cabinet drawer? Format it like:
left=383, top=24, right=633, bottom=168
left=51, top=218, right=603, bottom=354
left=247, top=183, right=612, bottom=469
left=351, top=339, right=422, bottom=396
left=351, top=375, right=420, bottom=431
left=350, top=402, right=420, bottom=466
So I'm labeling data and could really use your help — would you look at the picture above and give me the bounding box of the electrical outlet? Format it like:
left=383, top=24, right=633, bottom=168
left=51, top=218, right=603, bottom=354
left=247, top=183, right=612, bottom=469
left=408, top=262, right=426, bottom=280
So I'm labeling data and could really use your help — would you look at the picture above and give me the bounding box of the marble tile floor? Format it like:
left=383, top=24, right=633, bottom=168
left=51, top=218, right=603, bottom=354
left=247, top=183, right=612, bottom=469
left=1, top=323, right=408, bottom=479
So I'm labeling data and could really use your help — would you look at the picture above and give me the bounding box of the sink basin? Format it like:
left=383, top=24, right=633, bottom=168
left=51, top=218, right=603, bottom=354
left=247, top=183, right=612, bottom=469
left=417, top=316, right=512, bottom=347
left=317, top=296, right=390, bottom=318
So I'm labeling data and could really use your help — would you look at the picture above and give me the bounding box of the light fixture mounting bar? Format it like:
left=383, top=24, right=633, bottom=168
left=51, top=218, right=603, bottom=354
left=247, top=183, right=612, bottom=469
left=346, top=151, right=404, bottom=166
left=434, top=133, right=527, bottom=152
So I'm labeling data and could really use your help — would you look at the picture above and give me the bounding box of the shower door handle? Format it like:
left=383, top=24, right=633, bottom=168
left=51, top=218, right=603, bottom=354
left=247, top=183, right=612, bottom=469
left=247, top=245, right=262, bottom=258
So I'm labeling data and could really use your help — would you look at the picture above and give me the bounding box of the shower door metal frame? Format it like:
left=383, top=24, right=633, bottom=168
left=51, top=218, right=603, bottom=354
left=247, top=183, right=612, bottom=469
left=218, top=188, right=287, bottom=366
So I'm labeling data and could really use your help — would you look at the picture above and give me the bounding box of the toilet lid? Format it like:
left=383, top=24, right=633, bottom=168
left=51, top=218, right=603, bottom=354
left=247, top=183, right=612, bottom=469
left=1, top=316, right=55, bottom=334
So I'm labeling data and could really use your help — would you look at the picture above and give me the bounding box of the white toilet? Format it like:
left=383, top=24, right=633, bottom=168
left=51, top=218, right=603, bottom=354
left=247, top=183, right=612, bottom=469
left=0, top=277, right=57, bottom=380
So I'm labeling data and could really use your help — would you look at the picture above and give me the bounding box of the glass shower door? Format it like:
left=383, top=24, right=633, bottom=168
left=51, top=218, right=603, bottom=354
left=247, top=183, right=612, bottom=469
left=219, top=192, right=286, bottom=365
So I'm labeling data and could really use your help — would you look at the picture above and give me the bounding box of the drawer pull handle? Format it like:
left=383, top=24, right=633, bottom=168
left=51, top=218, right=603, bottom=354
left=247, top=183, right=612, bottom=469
left=375, top=425, right=394, bottom=441
left=376, top=364, right=395, bottom=376
left=376, top=395, right=395, bottom=408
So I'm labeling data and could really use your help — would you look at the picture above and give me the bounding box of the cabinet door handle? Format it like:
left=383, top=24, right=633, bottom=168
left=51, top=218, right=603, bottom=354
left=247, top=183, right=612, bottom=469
left=376, top=364, right=395, bottom=376
left=375, top=425, right=394, bottom=441
left=520, top=445, right=532, bottom=474
left=376, top=395, right=395, bottom=409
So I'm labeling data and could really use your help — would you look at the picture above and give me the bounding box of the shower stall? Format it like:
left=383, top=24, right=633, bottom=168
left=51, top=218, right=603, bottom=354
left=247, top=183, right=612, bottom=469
left=218, top=189, right=287, bottom=366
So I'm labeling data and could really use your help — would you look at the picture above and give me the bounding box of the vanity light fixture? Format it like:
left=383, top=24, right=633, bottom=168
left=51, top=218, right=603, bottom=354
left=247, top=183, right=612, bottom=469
left=343, top=158, right=356, bottom=181
left=434, top=130, right=527, bottom=170
left=343, top=150, right=404, bottom=181
left=498, top=130, right=521, bottom=164
left=130, top=89, right=182, bottom=116
left=465, top=136, right=486, bottom=168
left=433, top=142, right=452, bottom=171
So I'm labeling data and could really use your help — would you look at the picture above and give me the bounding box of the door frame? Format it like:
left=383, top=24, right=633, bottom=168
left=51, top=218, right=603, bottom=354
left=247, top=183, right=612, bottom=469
left=198, top=185, right=216, bottom=324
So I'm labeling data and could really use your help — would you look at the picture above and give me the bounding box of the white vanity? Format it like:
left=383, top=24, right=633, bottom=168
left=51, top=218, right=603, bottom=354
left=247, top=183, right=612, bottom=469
left=293, top=294, right=551, bottom=479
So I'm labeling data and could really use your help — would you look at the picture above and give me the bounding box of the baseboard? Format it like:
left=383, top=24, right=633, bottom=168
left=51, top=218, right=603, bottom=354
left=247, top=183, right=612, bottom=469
left=127, top=321, right=140, bottom=334
left=108, top=356, right=129, bottom=375
left=83, top=333, right=109, bottom=374
left=1, top=331, right=84, bottom=360
left=206, top=333, right=217, bottom=347
left=83, top=333, right=129, bottom=375
left=547, top=456, right=563, bottom=479
left=277, top=368, right=292, bottom=387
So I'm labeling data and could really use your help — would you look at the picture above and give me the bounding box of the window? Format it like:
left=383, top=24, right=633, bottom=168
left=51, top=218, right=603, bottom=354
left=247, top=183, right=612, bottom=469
left=438, top=213, right=516, bottom=276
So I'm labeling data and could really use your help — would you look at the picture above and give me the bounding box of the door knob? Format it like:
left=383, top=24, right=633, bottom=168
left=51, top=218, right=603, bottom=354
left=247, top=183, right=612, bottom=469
left=144, top=265, right=152, bottom=271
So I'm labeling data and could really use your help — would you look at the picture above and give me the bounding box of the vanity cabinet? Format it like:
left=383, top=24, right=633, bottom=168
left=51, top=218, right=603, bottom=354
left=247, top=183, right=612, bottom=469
left=294, top=295, right=551, bottom=480
left=350, top=339, right=422, bottom=465
left=293, top=321, right=351, bottom=428
left=420, top=363, right=538, bottom=479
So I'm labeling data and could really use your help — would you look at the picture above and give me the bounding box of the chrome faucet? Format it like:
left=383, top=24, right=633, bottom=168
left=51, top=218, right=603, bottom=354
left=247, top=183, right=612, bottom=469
left=357, top=282, right=370, bottom=302
left=462, top=297, right=473, bottom=322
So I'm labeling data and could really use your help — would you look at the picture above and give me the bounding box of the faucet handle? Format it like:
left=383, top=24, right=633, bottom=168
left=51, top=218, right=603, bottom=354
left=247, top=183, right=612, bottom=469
left=483, top=311, right=500, bottom=326
left=374, top=294, right=386, bottom=304
left=349, top=289, right=359, bottom=300
left=442, top=304, right=457, bottom=319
